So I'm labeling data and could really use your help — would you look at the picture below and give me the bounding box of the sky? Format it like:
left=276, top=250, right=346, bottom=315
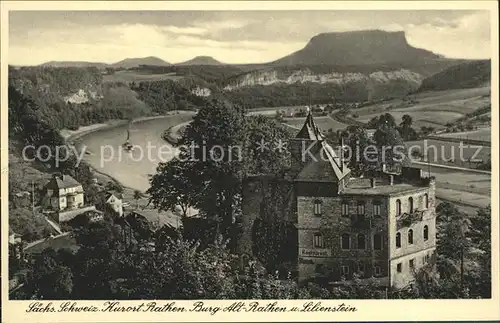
left=8, top=10, right=492, bottom=65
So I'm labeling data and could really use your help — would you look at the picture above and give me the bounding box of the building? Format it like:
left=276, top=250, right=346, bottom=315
left=41, top=173, right=98, bottom=223
left=239, top=111, right=437, bottom=290
left=43, top=173, right=84, bottom=211
left=102, top=192, right=124, bottom=217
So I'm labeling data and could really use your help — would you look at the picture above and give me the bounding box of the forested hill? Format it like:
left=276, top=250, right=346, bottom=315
left=8, top=66, right=212, bottom=130
left=417, top=60, right=491, bottom=92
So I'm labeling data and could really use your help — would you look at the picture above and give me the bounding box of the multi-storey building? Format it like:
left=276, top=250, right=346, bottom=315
left=44, top=173, right=85, bottom=211
left=239, top=111, right=437, bottom=289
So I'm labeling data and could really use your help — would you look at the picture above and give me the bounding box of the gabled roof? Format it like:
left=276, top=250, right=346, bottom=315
left=45, top=174, right=81, bottom=190
left=102, top=191, right=123, bottom=201
left=293, top=110, right=350, bottom=182
left=295, top=111, right=325, bottom=140
left=295, top=141, right=350, bottom=182
left=320, top=141, right=351, bottom=180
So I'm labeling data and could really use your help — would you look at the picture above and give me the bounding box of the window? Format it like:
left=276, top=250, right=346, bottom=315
left=409, top=259, right=415, bottom=269
left=373, top=201, right=381, bottom=217
left=341, top=265, right=350, bottom=275
left=341, top=202, right=349, bottom=217
left=314, top=200, right=322, bottom=216
left=396, top=199, right=402, bottom=216
left=396, top=232, right=401, bottom=248
left=357, top=202, right=365, bottom=216
left=357, top=233, right=366, bottom=249
left=424, top=194, right=429, bottom=209
left=374, top=266, right=382, bottom=276
left=397, top=263, right=402, bottom=273
left=374, top=233, right=382, bottom=250
left=409, top=196, right=414, bottom=213
left=424, top=254, right=430, bottom=263
left=423, top=225, right=429, bottom=241
left=408, top=229, right=414, bottom=245
left=313, top=233, right=324, bottom=248
left=341, top=233, right=350, bottom=249
left=357, top=263, right=365, bottom=274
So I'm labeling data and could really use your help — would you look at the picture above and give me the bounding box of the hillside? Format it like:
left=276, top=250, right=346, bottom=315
left=271, top=30, right=444, bottom=66
left=8, top=66, right=211, bottom=130
left=112, top=56, right=171, bottom=69
left=176, top=56, right=223, bottom=66
left=417, top=60, right=491, bottom=92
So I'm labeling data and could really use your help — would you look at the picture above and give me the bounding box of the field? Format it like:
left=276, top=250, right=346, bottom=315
left=283, top=116, right=348, bottom=132
left=437, top=127, right=491, bottom=142
left=351, top=87, right=491, bottom=129
left=103, top=70, right=184, bottom=83
left=414, top=165, right=491, bottom=209
left=406, top=139, right=491, bottom=168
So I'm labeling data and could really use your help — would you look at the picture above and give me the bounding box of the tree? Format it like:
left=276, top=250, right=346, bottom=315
left=401, top=114, right=413, bottom=128
left=373, top=123, right=408, bottom=168
left=469, top=206, right=491, bottom=297
left=133, top=190, right=143, bottom=209
left=147, top=158, right=198, bottom=218
left=148, top=100, right=292, bottom=244
left=340, top=125, right=377, bottom=176
left=398, top=114, right=418, bottom=141
left=436, top=204, right=471, bottom=296
left=176, top=99, right=247, bottom=237
left=27, top=249, right=74, bottom=299
left=105, top=181, right=123, bottom=194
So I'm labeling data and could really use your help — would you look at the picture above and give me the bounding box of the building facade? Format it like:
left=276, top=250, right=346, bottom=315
left=239, top=111, right=437, bottom=289
left=44, top=174, right=84, bottom=211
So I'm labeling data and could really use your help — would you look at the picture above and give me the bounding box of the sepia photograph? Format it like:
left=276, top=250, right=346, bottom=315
left=1, top=2, right=498, bottom=321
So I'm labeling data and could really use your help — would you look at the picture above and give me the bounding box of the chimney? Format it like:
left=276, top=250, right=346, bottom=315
left=370, top=178, right=376, bottom=188
left=389, top=175, right=394, bottom=186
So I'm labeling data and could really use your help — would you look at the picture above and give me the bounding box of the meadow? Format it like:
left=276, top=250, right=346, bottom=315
left=283, top=116, right=348, bottom=132
left=351, top=87, right=491, bottom=129
left=406, top=138, right=491, bottom=169
left=437, top=127, right=491, bottom=142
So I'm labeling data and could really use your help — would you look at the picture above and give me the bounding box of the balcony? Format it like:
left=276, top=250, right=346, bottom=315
left=396, top=210, right=424, bottom=230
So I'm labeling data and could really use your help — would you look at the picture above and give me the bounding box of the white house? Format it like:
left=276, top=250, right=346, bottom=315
left=43, top=174, right=84, bottom=211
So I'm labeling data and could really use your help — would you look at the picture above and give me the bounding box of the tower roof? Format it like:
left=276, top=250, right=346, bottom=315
left=295, top=110, right=324, bottom=140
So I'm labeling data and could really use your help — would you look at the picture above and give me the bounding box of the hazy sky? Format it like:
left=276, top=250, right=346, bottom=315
left=9, top=10, right=491, bottom=65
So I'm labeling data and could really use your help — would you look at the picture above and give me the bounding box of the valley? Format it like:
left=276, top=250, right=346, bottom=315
left=6, top=17, right=494, bottom=301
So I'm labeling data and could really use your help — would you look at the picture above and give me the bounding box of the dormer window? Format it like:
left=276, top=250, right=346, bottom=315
left=313, top=200, right=322, bottom=216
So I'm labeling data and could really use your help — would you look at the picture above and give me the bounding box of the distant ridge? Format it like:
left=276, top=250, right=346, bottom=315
left=417, top=59, right=491, bottom=92
left=271, top=30, right=446, bottom=66
left=176, top=56, right=223, bottom=66
left=111, top=56, right=171, bottom=68
left=39, top=61, right=108, bottom=68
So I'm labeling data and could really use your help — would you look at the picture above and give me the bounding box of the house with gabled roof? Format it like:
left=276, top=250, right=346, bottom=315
left=239, top=110, right=437, bottom=290
left=43, top=173, right=84, bottom=211
left=101, top=191, right=123, bottom=217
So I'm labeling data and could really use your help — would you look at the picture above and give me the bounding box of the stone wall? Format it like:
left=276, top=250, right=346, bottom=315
left=298, top=194, right=390, bottom=282
left=238, top=176, right=296, bottom=258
